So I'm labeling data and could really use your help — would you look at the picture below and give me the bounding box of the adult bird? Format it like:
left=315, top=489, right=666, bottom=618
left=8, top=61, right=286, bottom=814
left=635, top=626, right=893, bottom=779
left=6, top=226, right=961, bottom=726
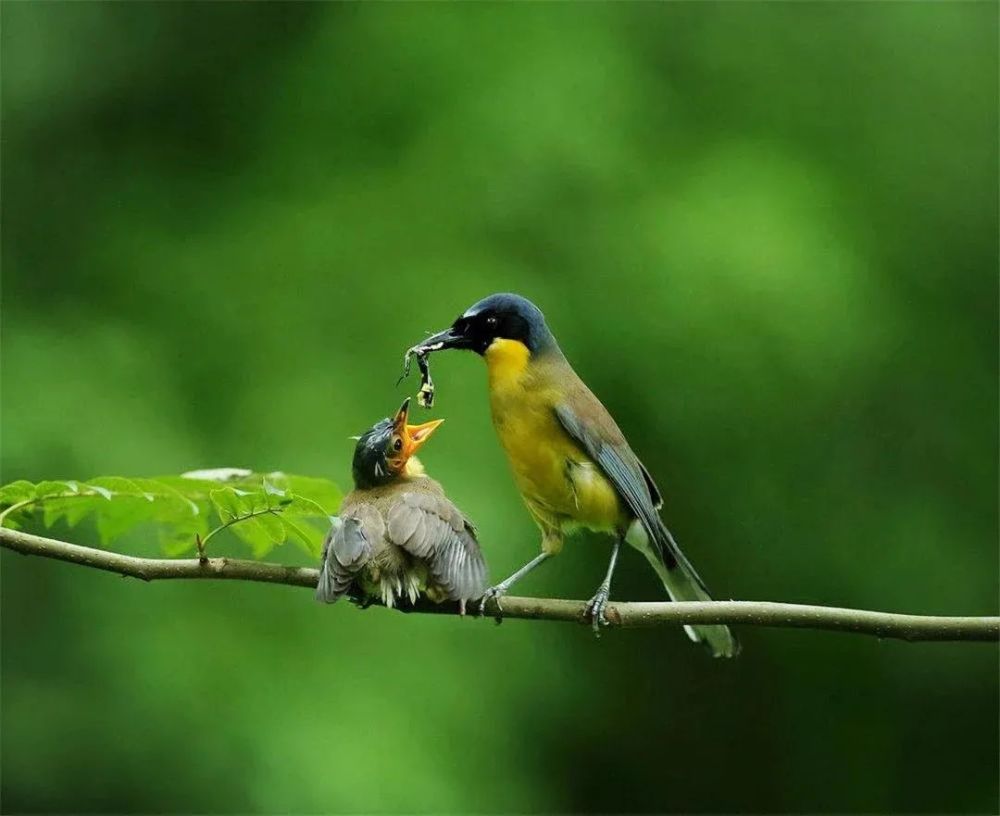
left=407, top=293, right=738, bottom=656
left=317, top=399, right=488, bottom=610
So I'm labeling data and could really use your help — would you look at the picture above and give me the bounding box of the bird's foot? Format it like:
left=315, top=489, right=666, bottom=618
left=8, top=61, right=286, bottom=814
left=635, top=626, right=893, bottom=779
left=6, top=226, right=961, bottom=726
left=584, top=585, right=611, bottom=636
left=478, top=585, right=508, bottom=624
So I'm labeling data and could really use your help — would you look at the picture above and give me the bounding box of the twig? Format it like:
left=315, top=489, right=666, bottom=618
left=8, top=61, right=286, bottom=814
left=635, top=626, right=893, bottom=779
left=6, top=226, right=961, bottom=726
left=1, top=527, right=997, bottom=643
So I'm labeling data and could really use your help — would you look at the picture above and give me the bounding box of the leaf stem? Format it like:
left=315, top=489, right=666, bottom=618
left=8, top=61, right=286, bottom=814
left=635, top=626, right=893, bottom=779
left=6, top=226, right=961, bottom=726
left=0, top=499, right=36, bottom=528
left=199, top=507, right=285, bottom=550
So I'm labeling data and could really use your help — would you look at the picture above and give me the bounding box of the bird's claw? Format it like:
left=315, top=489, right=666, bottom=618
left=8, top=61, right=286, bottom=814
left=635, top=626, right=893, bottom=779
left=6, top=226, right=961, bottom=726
left=584, top=587, right=611, bottom=636
left=478, top=586, right=507, bottom=624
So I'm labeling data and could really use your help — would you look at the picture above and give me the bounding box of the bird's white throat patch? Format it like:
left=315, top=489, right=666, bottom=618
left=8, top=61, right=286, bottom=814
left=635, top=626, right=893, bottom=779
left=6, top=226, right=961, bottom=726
left=403, top=456, right=426, bottom=478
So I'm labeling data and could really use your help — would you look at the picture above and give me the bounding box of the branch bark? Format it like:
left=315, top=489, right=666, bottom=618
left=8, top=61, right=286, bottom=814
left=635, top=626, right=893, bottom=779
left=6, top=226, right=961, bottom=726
left=2, top=527, right=997, bottom=643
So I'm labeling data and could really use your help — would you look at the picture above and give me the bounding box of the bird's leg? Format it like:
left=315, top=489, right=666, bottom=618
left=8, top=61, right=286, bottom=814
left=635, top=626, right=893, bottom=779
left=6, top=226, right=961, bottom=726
left=478, top=552, right=552, bottom=621
left=585, top=537, right=621, bottom=635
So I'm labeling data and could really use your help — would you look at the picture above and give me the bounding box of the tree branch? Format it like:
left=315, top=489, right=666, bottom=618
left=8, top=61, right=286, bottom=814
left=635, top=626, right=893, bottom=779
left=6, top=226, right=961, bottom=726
left=2, top=527, right=997, bottom=643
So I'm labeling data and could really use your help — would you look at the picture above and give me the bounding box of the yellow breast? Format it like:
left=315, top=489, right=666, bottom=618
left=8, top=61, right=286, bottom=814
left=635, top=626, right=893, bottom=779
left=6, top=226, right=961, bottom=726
left=485, top=339, right=625, bottom=535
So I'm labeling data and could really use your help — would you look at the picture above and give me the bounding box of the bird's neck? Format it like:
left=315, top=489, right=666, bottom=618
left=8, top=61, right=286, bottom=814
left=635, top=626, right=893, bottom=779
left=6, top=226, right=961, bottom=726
left=402, top=456, right=426, bottom=478
left=353, top=457, right=427, bottom=490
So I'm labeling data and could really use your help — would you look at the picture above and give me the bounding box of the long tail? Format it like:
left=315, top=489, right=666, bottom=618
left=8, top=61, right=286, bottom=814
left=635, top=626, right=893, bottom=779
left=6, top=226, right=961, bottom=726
left=627, top=519, right=740, bottom=658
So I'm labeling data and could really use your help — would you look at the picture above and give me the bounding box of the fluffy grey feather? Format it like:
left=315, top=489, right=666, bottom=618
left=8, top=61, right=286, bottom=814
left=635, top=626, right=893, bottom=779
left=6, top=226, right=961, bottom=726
left=385, top=493, right=487, bottom=600
left=316, top=512, right=377, bottom=604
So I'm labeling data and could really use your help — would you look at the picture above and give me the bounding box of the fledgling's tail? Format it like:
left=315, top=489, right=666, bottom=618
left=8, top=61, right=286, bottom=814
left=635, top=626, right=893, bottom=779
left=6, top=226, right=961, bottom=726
left=627, top=519, right=740, bottom=658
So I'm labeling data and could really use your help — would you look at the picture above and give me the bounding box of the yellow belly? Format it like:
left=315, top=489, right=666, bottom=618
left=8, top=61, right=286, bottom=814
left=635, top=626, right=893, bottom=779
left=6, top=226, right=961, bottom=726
left=486, top=340, right=625, bottom=540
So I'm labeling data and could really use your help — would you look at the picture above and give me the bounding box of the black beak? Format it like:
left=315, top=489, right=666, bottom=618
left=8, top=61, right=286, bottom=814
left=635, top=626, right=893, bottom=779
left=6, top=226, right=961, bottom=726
left=411, top=324, right=474, bottom=354
left=399, top=321, right=477, bottom=396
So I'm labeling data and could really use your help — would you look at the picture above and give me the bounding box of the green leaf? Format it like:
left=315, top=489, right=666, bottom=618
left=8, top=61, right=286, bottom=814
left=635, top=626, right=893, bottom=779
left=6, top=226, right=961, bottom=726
left=42, top=496, right=98, bottom=528
left=0, top=480, right=36, bottom=506
left=87, top=476, right=155, bottom=501
left=36, top=480, right=78, bottom=499
left=160, top=529, right=199, bottom=557
left=256, top=512, right=287, bottom=545
left=0, top=471, right=340, bottom=559
left=279, top=515, right=329, bottom=558
left=136, top=478, right=203, bottom=515
left=229, top=513, right=284, bottom=558
left=209, top=487, right=254, bottom=523
left=262, top=478, right=287, bottom=500
left=267, top=473, right=341, bottom=513
left=94, top=496, right=161, bottom=545
left=139, top=480, right=207, bottom=522
left=280, top=495, right=335, bottom=527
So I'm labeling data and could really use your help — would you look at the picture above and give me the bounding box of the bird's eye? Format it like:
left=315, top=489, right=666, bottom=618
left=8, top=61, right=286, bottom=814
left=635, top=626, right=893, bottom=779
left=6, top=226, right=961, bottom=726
left=485, top=315, right=498, bottom=328
left=392, top=437, right=403, bottom=451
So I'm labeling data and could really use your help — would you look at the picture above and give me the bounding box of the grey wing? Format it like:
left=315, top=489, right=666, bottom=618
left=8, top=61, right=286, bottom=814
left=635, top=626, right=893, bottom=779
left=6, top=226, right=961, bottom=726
left=639, top=461, right=663, bottom=509
left=316, top=507, right=382, bottom=604
left=554, top=402, right=674, bottom=565
left=386, top=492, right=488, bottom=601
left=555, top=403, right=720, bottom=631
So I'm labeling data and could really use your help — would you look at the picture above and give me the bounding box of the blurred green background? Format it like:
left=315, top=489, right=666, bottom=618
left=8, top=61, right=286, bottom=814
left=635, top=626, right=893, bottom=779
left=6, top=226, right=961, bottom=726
left=2, top=3, right=997, bottom=813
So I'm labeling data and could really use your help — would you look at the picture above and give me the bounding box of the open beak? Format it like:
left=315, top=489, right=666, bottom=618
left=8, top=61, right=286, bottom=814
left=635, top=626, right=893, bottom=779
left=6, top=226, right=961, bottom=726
left=391, top=398, right=444, bottom=460
left=410, top=324, right=474, bottom=354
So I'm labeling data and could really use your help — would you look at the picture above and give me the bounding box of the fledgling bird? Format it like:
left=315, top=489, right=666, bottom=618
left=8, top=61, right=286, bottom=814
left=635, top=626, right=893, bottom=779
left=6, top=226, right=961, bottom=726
left=316, top=399, right=488, bottom=610
left=409, top=293, right=738, bottom=657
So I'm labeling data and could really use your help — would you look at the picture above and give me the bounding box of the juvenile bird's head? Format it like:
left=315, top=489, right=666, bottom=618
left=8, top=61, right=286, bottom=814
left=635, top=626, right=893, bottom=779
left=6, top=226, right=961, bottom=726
left=416, top=293, right=558, bottom=358
left=351, top=398, right=443, bottom=489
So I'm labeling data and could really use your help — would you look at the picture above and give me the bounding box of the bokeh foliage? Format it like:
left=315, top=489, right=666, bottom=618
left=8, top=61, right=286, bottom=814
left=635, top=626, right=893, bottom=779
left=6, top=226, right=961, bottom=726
left=2, top=2, right=997, bottom=813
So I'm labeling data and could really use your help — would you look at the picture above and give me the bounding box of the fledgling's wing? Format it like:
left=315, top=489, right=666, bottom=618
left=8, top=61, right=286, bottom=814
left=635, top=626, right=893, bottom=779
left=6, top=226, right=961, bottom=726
left=316, top=504, right=382, bottom=604
left=385, top=492, right=488, bottom=601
